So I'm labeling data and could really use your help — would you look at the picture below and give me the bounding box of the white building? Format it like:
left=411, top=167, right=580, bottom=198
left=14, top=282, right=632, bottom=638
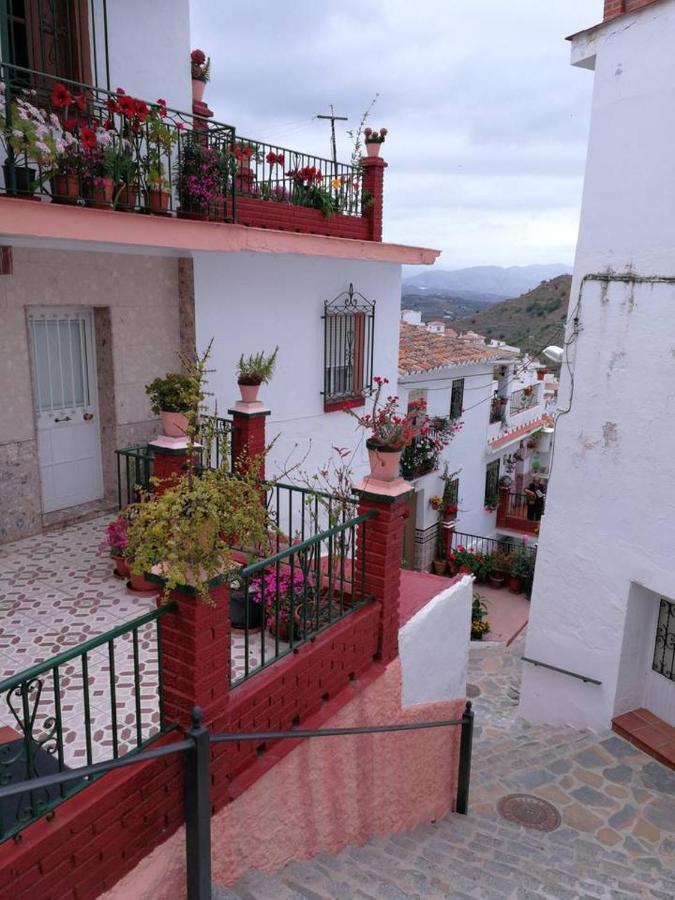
left=396, top=323, right=550, bottom=570
left=521, top=0, right=675, bottom=733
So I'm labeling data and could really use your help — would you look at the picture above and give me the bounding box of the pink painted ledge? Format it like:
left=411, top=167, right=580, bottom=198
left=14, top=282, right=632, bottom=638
left=0, top=197, right=440, bottom=265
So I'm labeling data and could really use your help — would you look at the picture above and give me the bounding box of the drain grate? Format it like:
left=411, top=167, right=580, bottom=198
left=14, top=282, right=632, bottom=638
left=497, top=793, right=561, bottom=832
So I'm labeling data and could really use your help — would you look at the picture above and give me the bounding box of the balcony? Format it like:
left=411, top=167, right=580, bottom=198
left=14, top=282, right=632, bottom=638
left=0, top=65, right=381, bottom=243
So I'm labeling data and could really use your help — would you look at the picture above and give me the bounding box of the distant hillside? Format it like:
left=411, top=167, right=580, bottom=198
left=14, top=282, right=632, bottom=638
left=451, top=274, right=573, bottom=353
left=401, top=292, right=494, bottom=322
left=402, top=264, right=572, bottom=302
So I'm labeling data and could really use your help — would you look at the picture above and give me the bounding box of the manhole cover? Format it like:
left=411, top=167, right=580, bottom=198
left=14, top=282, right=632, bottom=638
left=497, top=794, right=561, bottom=832
left=466, top=683, right=481, bottom=698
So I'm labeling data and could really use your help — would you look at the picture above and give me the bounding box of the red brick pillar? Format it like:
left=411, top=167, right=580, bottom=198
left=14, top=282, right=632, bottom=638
left=361, top=156, right=387, bottom=242
left=149, top=438, right=199, bottom=496
left=496, top=485, right=510, bottom=527
left=192, top=99, right=213, bottom=140
left=443, top=522, right=455, bottom=559
left=158, top=582, right=230, bottom=729
left=355, top=478, right=412, bottom=664
left=229, top=402, right=270, bottom=478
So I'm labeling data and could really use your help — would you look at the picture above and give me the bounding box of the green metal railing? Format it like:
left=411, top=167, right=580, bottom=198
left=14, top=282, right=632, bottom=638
left=0, top=605, right=173, bottom=842
left=232, top=510, right=377, bottom=685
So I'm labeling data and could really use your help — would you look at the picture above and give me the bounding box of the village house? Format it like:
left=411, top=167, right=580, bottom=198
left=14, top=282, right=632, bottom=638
left=520, top=0, right=675, bottom=763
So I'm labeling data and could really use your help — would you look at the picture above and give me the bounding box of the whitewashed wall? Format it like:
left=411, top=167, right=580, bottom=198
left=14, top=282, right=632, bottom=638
left=92, top=0, right=193, bottom=113
left=521, top=1, right=675, bottom=730
left=193, top=251, right=402, bottom=482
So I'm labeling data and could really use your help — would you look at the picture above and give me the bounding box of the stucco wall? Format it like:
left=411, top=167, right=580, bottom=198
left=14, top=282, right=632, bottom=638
left=0, top=248, right=183, bottom=542
left=193, top=252, right=402, bottom=482
left=521, top=3, right=675, bottom=730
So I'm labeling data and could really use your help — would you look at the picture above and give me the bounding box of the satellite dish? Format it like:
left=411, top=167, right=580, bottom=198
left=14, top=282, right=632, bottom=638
left=543, top=346, right=564, bottom=364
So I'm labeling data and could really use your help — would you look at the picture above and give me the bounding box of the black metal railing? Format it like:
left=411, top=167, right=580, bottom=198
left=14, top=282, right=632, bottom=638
left=0, top=605, right=173, bottom=842
left=509, top=387, right=540, bottom=415
left=115, top=443, right=153, bottom=508
left=508, top=490, right=546, bottom=521
left=264, top=481, right=358, bottom=554
left=0, top=702, right=475, bottom=896
left=521, top=657, right=601, bottom=685
left=451, top=531, right=537, bottom=563
left=400, top=417, right=451, bottom=480
left=232, top=510, right=376, bottom=686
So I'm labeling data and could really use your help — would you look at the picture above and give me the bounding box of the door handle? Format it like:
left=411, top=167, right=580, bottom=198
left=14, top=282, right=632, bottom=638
left=83, top=412, right=94, bottom=421
left=54, top=416, right=72, bottom=423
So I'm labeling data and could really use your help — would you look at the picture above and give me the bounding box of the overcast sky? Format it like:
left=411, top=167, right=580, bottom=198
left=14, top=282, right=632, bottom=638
left=191, top=1, right=602, bottom=269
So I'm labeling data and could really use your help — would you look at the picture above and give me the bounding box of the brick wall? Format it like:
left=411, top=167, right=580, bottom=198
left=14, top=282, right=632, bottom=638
left=604, top=0, right=659, bottom=20
left=236, top=196, right=372, bottom=241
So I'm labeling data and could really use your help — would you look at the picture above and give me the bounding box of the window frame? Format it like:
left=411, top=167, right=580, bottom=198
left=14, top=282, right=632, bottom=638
left=450, top=377, right=464, bottom=420
left=484, top=459, right=500, bottom=506
left=322, top=284, right=375, bottom=412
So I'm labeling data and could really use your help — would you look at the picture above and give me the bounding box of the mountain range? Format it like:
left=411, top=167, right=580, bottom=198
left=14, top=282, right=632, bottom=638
left=402, top=264, right=572, bottom=304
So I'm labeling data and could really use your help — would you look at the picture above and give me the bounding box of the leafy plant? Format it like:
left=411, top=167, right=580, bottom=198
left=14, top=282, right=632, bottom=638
left=491, top=549, right=512, bottom=577
left=237, top=347, right=279, bottom=386
left=347, top=376, right=421, bottom=451
left=471, top=592, right=490, bottom=639
left=145, top=372, right=196, bottom=415
left=191, top=49, right=211, bottom=82
left=510, top=545, right=534, bottom=582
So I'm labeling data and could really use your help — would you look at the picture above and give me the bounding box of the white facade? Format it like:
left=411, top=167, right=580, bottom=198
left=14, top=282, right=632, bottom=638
left=194, top=251, right=402, bottom=482
left=521, top=1, right=675, bottom=730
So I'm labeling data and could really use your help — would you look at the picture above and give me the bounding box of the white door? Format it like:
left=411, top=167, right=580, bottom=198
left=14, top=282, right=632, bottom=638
left=28, top=308, right=104, bottom=513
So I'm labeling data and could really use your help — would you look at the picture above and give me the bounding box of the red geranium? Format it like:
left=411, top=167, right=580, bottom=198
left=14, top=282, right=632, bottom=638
left=74, top=91, right=87, bottom=112
left=80, top=127, right=97, bottom=150
left=191, top=49, right=206, bottom=65
left=106, top=97, right=118, bottom=113
left=51, top=83, right=72, bottom=108
left=134, top=99, right=149, bottom=122
left=266, top=151, right=284, bottom=166
left=117, top=95, right=137, bottom=117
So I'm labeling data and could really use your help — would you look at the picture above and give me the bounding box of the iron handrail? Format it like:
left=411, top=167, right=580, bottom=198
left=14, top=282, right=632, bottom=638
left=521, top=656, right=602, bottom=685
left=0, top=604, right=175, bottom=694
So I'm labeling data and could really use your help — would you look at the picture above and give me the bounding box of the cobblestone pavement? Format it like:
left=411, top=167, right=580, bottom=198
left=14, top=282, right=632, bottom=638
left=223, top=633, right=675, bottom=898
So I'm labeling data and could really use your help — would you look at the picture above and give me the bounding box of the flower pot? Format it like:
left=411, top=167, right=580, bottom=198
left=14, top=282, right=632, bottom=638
left=145, top=188, right=171, bottom=214
left=88, top=177, right=114, bottom=209
left=488, top=574, right=505, bottom=589
left=52, top=173, right=80, bottom=204
left=230, top=589, right=262, bottom=630
left=112, top=555, right=130, bottom=579
left=238, top=382, right=261, bottom=404
left=471, top=630, right=484, bottom=642
left=508, top=576, right=522, bottom=594
left=192, top=79, right=206, bottom=103
left=160, top=411, right=189, bottom=438
left=115, top=182, right=138, bottom=211
left=208, top=196, right=226, bottom=221
left=446, top=561, right=456, bottom=577
left=128, top=572, right=159, bottom=593
left=365, top=142, right=381, bottom=157
left=432, top=559, right=446, bottom=576
left=366, top=440, right=402, bottom=483
left=3, top=162, right=36, bottom=196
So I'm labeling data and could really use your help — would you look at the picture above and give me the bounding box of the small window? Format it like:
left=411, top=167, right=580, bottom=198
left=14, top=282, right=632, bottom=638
left=484, top=459, right=500, bottom=506
left=653, top=598, right=675, bottom=681
left=450, top=378, right=464, bottom=419
left=446, top=477, right=459, bottom=506
left=323, top=284, right=375, bottom=409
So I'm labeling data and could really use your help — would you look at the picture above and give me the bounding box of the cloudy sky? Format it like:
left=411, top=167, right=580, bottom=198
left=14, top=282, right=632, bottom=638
left=191, top=1, right=602, bottom=269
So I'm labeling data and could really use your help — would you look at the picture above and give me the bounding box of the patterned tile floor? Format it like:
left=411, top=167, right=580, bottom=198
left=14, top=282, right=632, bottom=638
left=0, top=515, right=286, bottom=769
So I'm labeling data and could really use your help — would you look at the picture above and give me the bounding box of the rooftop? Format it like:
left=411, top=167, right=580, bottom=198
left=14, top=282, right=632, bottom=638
left=399, top=322, right=516, bottom=376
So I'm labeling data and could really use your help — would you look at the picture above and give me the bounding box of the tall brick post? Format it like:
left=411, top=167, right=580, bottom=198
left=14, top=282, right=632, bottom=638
left=158, top=581, right=230, bottom=729
left=496, top=484, right=510, bottom=528
left=149, top=437, right=200, bottom=497
left=355, top=477, right=412, bottom=664
left=229, top=401, right=269, bottom=479
left=361, top=156, right=387, bottom=242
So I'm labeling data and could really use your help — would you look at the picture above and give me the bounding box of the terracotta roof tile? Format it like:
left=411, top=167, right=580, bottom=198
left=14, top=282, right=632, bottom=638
left=399, top=322, right=516, bottom=375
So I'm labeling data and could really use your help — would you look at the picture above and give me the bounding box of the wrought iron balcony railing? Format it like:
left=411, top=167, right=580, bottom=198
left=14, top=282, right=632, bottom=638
left=0, top=64, right=366, bottom=230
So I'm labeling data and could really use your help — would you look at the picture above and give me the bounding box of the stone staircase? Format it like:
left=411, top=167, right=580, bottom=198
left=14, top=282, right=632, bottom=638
left=215, top=805, right=675, bottom=899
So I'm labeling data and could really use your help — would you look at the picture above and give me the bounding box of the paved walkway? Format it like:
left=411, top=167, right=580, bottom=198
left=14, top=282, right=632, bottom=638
left=223, top=635, right=675, bottom=898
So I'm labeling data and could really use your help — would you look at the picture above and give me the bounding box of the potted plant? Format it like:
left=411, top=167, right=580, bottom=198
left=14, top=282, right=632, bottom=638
left=249, top=566, right=314, bottom=642
left=142, top=102, right=178, bottom=214
left=228, top=573, right=262, bottom=630
left=176, top=133, right=230, bottom=219
left=145, top=372, right=196, bottom=437
left=488, top=549, right=510, bottom=589
left=347, top=376, right=421, bottom=483
left=363, top=127, right=387, bottom=157
left=236, top=346, right=279, bottom=403
left=190, top=49, right=210, bottom=103
left=471, top=593, right=490, bottom=641
left=474, top=552, right=493, bottom=585
left=102, top=514, right=130, bottom=579
left=509, top=546, right=534, bottom=594
left=114, top=149, right=139, bottom=211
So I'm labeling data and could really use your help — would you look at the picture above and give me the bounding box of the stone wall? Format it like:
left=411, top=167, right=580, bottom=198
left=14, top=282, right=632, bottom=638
left=0, top=247, right=188, bottom=543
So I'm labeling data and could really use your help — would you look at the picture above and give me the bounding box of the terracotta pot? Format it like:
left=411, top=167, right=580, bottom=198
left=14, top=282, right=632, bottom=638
left=365, top=142, right=381, bottom=157
left=128, top=572, right=159, bottom=593
left=489, top=574, right=505, bottom=589
left=239, top=382, right=261, bottom=404
left=88, top=177, right=114, bottom=209
left=115, top=183, right=138, bottom=211
left=160, top=411, right=189, bottom=438
left=508, top=576, right=522, bottom=594
left=446, top=561, right=456, bottom=577
left=366, top=441, right=402, bottom=482
left=192, top=79, right=206, bottom=103
left=145, top=189, right=171, bottom=214
left=52, top=173, right=80, bottom=203
left=432, top=559, right=446, bottom=576
left=112, top=555, right=129, bottom=579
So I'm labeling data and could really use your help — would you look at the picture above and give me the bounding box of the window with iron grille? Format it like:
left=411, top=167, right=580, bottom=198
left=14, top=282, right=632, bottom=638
left=484, top=459, right=500, bottom=506
left=450, top=378, right=464, bottom=419
left=446, top=477, right=459, bottom=506
left=323, top=284, right=375, bottom=408
left=653, top=598, right=675, bottom=681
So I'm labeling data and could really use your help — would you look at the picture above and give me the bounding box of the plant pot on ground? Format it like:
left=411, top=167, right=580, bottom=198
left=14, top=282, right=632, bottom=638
left=115, top=182, right=138, bottom=211
left=236, top=346, right=278, bottom=403
left=432, top=559, right=447, bottom=576
left=229, top=584, right=262, bottom=630
left=128, top=571, right=160, bottom=593
left=52, top=172, right=80, bottom=203
left=88, top=177, right=114, bottom=209
left=508, top=575, right=522, bottom=593
left=144, top=188, right=171, bottom=214
left=145, top=372, right=196, bottom=438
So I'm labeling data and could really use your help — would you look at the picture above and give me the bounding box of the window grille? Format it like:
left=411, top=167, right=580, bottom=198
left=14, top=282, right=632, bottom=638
left=653, top=598, right=675, bottom=681
left=484, top=459, right=500, bottom=506
left=323, top=284, right=375, bottom=405
left=446, top=477, right=460, bottom=506
left=450, top=378, right=464, bottom=419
